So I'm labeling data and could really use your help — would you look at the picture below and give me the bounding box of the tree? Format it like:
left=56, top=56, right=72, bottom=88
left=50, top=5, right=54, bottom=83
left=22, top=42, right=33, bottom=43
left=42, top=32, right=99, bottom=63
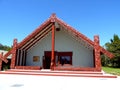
left=103, top=34, right=120, bottom=67
left=0, top=43, right=11, bottom=51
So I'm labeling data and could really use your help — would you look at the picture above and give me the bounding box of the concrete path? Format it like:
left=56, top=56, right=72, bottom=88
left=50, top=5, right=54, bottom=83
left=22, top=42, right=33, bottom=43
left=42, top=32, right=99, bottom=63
left=0, top=73, right=120, bottom=90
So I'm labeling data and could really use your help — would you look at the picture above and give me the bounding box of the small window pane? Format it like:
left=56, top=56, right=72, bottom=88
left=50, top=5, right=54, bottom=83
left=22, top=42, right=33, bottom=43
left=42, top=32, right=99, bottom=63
left=60, top=56, right=71, bottom=65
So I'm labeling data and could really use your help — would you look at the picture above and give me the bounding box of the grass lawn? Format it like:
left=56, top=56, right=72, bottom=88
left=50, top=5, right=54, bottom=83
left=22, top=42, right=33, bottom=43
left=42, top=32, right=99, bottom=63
left=102, top=66, right=120, bottom=76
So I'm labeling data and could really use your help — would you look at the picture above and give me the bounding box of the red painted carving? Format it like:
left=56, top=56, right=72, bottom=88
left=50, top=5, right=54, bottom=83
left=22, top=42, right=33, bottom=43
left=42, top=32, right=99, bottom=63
left=51, top=23, right=55, bottom=70
left=50, top=13, right=56, bottom=22
left=100, top=48, right=114, bottom=58
left=94, top=35, right=101, bottom=71
left=10, top=39, right=18, bottom=69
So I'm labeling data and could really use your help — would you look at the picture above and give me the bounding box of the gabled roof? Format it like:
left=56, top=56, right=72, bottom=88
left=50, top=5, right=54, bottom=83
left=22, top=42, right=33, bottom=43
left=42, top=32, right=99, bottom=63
left=2, top=13, right=114, bottom=62
left=17, top=14, right=94, bottom=50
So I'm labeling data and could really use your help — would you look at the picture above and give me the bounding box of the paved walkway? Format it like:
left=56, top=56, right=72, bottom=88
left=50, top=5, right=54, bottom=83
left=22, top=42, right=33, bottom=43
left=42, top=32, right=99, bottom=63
left=0, top=70, right=119, bottom=90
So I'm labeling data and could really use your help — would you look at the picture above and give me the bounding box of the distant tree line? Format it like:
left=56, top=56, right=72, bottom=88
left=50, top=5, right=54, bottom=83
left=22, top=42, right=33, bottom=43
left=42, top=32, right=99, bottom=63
left=0, top=43, right=11, bottom=51
left=101, top=34, right=120, bottom=68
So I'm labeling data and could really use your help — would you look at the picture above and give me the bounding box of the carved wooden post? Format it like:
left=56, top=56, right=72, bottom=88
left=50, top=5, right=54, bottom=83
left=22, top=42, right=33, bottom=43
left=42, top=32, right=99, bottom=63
left=10, top=39, right=17, bottom=69
left=0, top=52, right=3, bottom=70
left=94, top=35, right=101, bottom=71
left=51, top=23, right=55, bottom=70
left=50, top=13, right=56, bottom=70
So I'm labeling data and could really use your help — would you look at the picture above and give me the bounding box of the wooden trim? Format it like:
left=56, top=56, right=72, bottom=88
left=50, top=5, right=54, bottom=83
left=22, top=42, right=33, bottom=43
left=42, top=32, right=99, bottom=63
left=26, top=28, right=51, bottom=51
left=21, top=23, right=52, bottom=50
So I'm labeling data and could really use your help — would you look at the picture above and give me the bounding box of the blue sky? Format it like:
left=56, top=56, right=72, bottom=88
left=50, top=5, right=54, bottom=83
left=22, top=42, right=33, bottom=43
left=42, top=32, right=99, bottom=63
left=0, top=0, right=120, bottom=46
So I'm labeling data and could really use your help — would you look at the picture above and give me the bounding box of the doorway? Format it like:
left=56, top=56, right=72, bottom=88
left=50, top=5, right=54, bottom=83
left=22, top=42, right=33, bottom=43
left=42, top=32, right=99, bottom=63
left=43, top=51, right=72, bottom=69
left=43, top=51, right=51, bottom=69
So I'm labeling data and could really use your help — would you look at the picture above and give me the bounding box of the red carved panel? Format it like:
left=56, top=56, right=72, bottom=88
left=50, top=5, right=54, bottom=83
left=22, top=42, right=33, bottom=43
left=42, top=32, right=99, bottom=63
left=50, top=13, right=56, bottom=22
left=10, top=39, right=18, bottom=69
left=94, top=35, right=101, bottom=71
left=100, top=48, right=114, bottom=58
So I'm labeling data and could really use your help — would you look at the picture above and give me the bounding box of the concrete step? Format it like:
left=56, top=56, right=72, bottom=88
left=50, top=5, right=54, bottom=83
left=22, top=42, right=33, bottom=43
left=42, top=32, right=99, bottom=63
left=0, top=69, right=117, bottom=78
left=6, top=69, right=103, bottom=75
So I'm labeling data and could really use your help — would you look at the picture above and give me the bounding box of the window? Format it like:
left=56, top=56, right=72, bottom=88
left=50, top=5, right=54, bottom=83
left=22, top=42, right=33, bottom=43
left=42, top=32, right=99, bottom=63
left=59, top=56, right=71, bottom=65
left=33, top=56, right=40, bottom=62
left=57, top=52, right=72, bottom=65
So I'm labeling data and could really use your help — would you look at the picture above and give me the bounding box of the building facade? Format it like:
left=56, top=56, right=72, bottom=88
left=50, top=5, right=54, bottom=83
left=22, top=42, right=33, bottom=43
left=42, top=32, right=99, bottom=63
left=0, top=14, right=114, bottom=71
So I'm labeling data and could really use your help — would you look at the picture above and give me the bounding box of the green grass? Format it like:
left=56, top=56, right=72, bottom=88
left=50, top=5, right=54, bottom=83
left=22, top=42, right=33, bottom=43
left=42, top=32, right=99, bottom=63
left=102, top=66, right=120, bottom=76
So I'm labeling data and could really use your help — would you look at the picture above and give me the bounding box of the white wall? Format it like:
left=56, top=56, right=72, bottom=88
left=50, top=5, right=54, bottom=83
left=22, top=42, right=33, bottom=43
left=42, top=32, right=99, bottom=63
left=26, top=29, right=94, bottom=67
left=26, top=32, right=52, bottom=66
